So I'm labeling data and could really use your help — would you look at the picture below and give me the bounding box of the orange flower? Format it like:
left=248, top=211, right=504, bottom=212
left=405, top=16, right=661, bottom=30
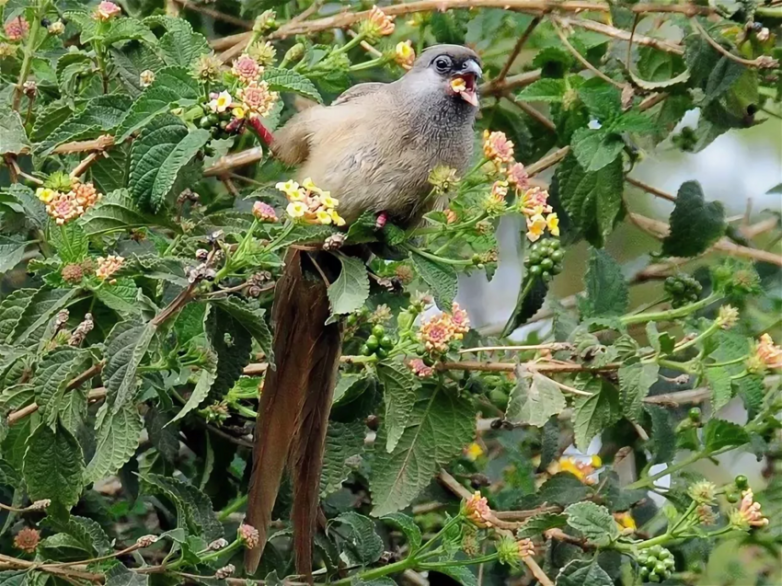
left=756, top=334, right=782, bottom=370
left=236, top=81, right=278, bottom=119
left=13, top=528, right=40, bottom=553
left=483, top=130, right=514, bottom=165
left=394, top=41, right=415, bottom=68
left=364, top=6, right=395, bottom=37
left=96, top=255, right=124, bottom=281
left=731, top=489, right=769, bottom=529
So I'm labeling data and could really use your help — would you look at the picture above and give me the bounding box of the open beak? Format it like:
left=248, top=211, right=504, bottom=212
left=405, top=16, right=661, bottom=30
left=450, top=59, right=482, bottom=107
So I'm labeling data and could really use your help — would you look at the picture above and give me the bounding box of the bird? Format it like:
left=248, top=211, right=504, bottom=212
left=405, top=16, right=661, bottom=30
left=243, top=44, right=481, bottom=579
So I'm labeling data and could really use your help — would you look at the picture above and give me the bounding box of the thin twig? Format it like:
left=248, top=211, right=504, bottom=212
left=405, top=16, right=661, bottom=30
left=508, top=96, right=557, bottom=131
left=460, top=343, right=571, bottom=354
left=437, top=360, right=619, bottom=373
left=204, top=147, right=265, bottom=176
left=173, top=0, right=252, bottom=28
left=550, top=17, right=625, bottom=89
left=493, top=17, right=542, bottom=88
left=565, top=17, right=683, bottom=55
left=690, top=17, right=777, bottom=68
left=525, top=146, right=571, bottom=176
left=626, top=177, right=677, bottom=202
left=70, top=152, right=103, bottom=180
left=52, top=134, right=115, bottom=154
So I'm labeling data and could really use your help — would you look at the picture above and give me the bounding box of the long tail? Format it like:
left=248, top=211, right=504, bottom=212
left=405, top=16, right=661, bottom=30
left=244, top=250, right=342, bottom=579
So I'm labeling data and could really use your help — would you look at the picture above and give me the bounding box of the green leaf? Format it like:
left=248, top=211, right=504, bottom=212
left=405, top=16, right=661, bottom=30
left=80, top=189, right=158, bottom=236
left=103, top=320, right=156, bottom=413
left=0, top=572, right=26, bottom=586
left=370, top=385, right=474, bottom=515
left=584, top=248, right=628, bottom=316
left=0, top=289, right=35, bottom=343
left=42, top=515, right=113, bottom=556
left=436, top=566, right=477, bottom=586
left=321, top=419, right=365, bottom=496
left=705, top=366, right=734, bottom=412
left=334, top=512, right=383, bottom=565
left=502, top=277, right=549, bottom=337
left=705, top=56, right=746, bottom=102
left=554, top=153, right=624, bottom=247
left=34, top=347, right=90, bottom=428
left=56, top=53, right=94, bottom=97
left=12, top=288, right=81, bottom=346
left=96, top=278, right=142, bottom=316
left=516, top=512, right=568, bottom=538
left=557, top=559, right=613, bottom=586
left=410, top=252, right=457, bottom=310
left=539, top=473, right=589, bottom=506
left=571, top=127, right=625, bottom=172
left=377, top=360, right=419, bottom=453
left=38, top=95, right=133, bottom=155
left=577, top=78, right=622, bottom=122
left=0, top=110, right=30, bottom=155
left=63, top=10, right=101, bottom=44
left=645, top=405, right=675, bottom=464
left=610, top=111, right=657, bottom=134
left=212, top=297, right=274, bottom=362
left=85, top=401, right=143, bottom=483
left=506, top=371, right=566, bottom=427
left=517, top=78, right=566, bottom=103
left=90, top=145, right=129, bottom=194
left=129, top=114, right=209, bottom=211
left=159, top=26, right=209, bottom=68
left=142, top=474, right=223, bottom=540
left=262, top=68, right=323, bottom=103
left=49, top=223, right=88, bottom=264
left=703, top=419, right=749, bottom=453
left=23, top=420, right=84, bottom=508
left=573, top=383, right=619, bottom=451
left=105, top=564, right=149, bottom=586
left=205, top=304, right=253, bottom=398
left=380, top=512, right=422, bottom=551
left=170, top=369, right=215, bottom=425
left=565, top=501, right=618, bottom=545
left=6, top=184, right=47, bottom=230
left=328, top=256, right=370, bottom=318
left=115, top=67, right=201, bottom=142
left=31, top=101, right=75, bottom=142
left=0, top=237, right=27, bottom=275
left=662, top=181, right=725, bottom=257
left=104, top=17, right=157, bottom=47
left=618, top=362, right=658, bottom=421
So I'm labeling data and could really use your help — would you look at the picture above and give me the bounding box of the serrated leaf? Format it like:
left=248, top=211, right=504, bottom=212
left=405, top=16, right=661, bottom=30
left=262, top=68, right=322, bottom=103
left=506, top=371, right=566, bottom=427
left=23, top=420, right=84, bottom=508
left=370, top=385, right=474, bottom=516
left=159, top=28, right=209, bottom=67
left=436, top=566, right=477, bottom=586
left=517, top=78, right=566, bottom=103
left=6, top=183, right=47, bottom=230
left=212, top=297, right=274, bottom=362
left=577, top=78, right=621, bottom=122
left=12, top=288, right=81, bottom=346
left=0, top=289, right=35, bottom=343
left=103, top=320, right=155, bottom=413
left=63, top=10, right=101, bottom=44
left=377, top=360, right=419, bottom=453
left=584, top=248, right=628, bottom=316
left=539, top=473, right=589, bottom=506
left=703, top=418, right=749, bottom=453
left=142, top=474, right=222, bottom=540
left=205, top=304, right=253, bottom=398
left=334, top=512, right=383, bottom=564
left=502, top=277, right=549, bottom=337
left=85, top=401, right=142, bottom=483
left=321, top=420, right=365, bottom=496
left=618, top=362, right=658, bottom=421
left=105, top=564, right=149, bottom=586
left=380, top=512, right=422, bottom=551
left=571, top=127, right=625, bottom=172
left=80, top=189, right=158, bottom=236
left=410, top=252, right=457, bottom=310
left=38, top=95, right=132, bottom=155
left=170, top=369, right=215, bottom=424
left=328, top=256, right=370, bottom=318
left=705, top=366, right=733, bottom=412
left=0, top=110, right=30, bottom=155
left=645, top=405, right=675, bottom=464
left=516, top=512, right=568, bottom=538
left=43, top=515, right=113, bottom=556
left=662, top=181, right=725, bottom=257
left=56, top=53, right=94, bottom=97
left=34, top=347, right=89, bottom=428
left=554, top=153, right=623, bottom=247
left=90, top=145, right=129, bottom=194
left=129, top=114, right=209, bottom=211
left=557, top=559, right=613, bottom=586
left=96, top=278, right=142, bottom=315
left=573, top=383, right=619, bottom=451
left=104, top=17, right=157, bottom=47
left=31, top=101, right=75, bottom=142
left=0, top=237, right=27, bottom=275
left=115, top=67, right=201, bottom=142
left=49, top=222, right=88, bottom=264
left=610, top=111, right=658, bottom=134
left=565, top=501, right=617, bottom=546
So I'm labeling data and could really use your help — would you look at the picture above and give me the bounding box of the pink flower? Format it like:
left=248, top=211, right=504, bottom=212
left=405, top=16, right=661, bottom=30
left=236, top=81, right=278, bottom=119
left=419, top=315, right=454, bottom=354
left=507, top=162, right=529, bottom=189
left=231, top=54, right=262, bottom=84
left=483, top=130, right=514, bottom=164
left=408, top=358, right=434, bottom=378
left=237, top=524, right=260, bottom=549
left=520, top=186, right=552, bottom=217
left=252, top=201, right=278, bottom=222
left=93, top=1, right=122, bottom=20
left=756, top=334, right=782, bottom=370
left=462, top=491, right=492, bottom=528
left=450, top=302, right=470, bottom=334
left=4, top=17, right=29, bottom=41
left=96, top=255, right=124, bottom=281
left=490, top=180, right=509, bottom=200
left=735, top=489, right=769, bottom=528
left=46, top=192, right=84, bottom=225
left=72, top=181, right=101, bottom=209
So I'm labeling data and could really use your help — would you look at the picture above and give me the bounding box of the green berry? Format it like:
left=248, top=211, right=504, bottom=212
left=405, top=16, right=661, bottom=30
left=377, top=348, right=389, bottom=360
left=422, top=355, right=435, bottom=367
left=663, top=558, right=675, bottom=569
left=542, top=271, right=552, bottom=282
left=346, top=314, right=358, bottom=326
left=688, top=407, right=701, bottom=422
left=380, top=335, right=394, bottom=349
left=648, top=572, right=661, bottom=583
left=638, top=555, right=649, bottom=566
left=726, top=491, right=740, bottom=503
left=207, top=114, right=220, bottom=125
left=529, top=265, right=542, bottom=276
left=198, top=116, right=212, bottom=129
left=540, top=258, right=554, bottom=270
left=360, top=344, right=371, bottom=356
left=551, top=249, right=565, bottom=262
left=489, top=388, right=509, bottom=409
left=649, top=545, right=663, bottom=557
left=654, top=562, right=667, bottom=575
left=639, top=567, right=650, bottom=579
left=366, top=335, right=379, bottom=351
left=551, top=263, right=563, bottom=275
left=371, top=324, right=386, bottom=337
left=735, top=474, right=748, bottom=490
left=529, top=252, right=541, bottom=264
left=549, top=239, right=560, bottom=250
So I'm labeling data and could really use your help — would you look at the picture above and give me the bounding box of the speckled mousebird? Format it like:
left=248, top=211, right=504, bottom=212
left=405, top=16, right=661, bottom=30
left=244, top=44, right=482, bottom=579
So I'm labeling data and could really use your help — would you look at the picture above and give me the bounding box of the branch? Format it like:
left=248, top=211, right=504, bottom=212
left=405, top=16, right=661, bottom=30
left=550, top=17, right=625, bottom=90
left=173, top=0, right=252, bottom=28
left=204, top=147, right=265, bottom=176
left=481, top=69, right=541, bottom=97
left=491, top=17, right=542, bottom=89
left=564, top=17, right=684, bottom=55
left=437, top=360, right=619, bottom=373
left=691, top=18, right=778, bottom=69
left=52, top=134, right=115, bottom=154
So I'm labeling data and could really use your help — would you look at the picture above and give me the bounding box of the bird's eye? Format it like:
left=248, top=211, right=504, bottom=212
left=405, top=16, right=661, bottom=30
left=434, top=56, right=452, bottom=72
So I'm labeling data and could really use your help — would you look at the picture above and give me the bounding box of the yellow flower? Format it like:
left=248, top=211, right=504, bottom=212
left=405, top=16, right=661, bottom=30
left=394, top=41, right=415, bottom=68
left=451, top=77, right=467, bottom=93
left=526, top=214, right=547, bottom=242
left=590, top=455, right=602, bottom=468
left=232, top=106, right=246, bottom=120
left=320, top=193, right=339, bottom=209
left=316, top=209, right=333, bottom=225
left=36, top=187, right=57, bottom=203
left=301, top=177, right=323, bottom=195
left=546, top=213, right=560, bottom=237
left=547, top=457, right=598, bottom=485
left=210, top=91, right=233, bottom=113
left=614, top=512, right=636, bottom=531
left=329, top=209, right=346, bottom=227
left=464, top=442, right=484, bottom=461
left=286, top=201, right=307, bottom=218
left=276, top=180, right=301, bottom=198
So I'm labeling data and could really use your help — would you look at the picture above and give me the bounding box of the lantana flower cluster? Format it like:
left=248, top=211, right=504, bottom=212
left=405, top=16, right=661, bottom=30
left=202, top=53, right=278, bottom=125
left=463, top=493, right=536, bottom=566
left=730, top=488, right=769, bottom=529
left=4, top=16, right=29, bottom=41
left=93, top=1, right=122, bottom=21
left=361, top=6, right=395, bottom=41
left=481, top=131, right=559, bottom=242
left=418, top=302, right=470, bottom=354
left=751, top=333, right=782, bottom=371
left=37, top=181, right=102, bottom=225
left=275, top=178, right=346, bottom=226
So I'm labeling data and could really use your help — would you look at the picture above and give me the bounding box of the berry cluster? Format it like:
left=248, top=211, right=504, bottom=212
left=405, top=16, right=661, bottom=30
left=637, top=546, right=675, bottom=583
left=359, top=324, right=395, bottom=359
left=664, top=275, right=702, bottom=308
left=524, top=239, right=563, bottom=282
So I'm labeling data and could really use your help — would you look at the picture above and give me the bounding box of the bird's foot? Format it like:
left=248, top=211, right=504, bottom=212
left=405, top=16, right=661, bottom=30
left=375, top=212, right=388, bottom=230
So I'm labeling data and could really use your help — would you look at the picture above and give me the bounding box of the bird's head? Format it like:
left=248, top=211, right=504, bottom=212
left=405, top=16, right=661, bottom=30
left=407, top=45, right=482, bottom=108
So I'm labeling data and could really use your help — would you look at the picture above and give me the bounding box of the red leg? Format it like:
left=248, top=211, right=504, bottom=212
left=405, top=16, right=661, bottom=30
left=247, top=116, right=275, bottom=146
left=375, top=212, right=387, bottom=230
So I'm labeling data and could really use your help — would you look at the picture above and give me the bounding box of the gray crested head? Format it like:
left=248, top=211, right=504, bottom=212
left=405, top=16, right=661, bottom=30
left=396, top=44, right=482, bottom=124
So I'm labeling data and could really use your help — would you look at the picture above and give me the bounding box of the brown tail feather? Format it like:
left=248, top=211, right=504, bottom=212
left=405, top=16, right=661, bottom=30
left=244, top=250, right=342, bottom=579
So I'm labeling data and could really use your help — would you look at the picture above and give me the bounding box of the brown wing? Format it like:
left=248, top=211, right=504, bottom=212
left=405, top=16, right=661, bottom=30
left=331, top=82, right=387, bottom=106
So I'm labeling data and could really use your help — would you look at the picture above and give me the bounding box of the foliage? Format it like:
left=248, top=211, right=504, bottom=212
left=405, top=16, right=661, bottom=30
left=0, top=0, right=780, bottom=584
